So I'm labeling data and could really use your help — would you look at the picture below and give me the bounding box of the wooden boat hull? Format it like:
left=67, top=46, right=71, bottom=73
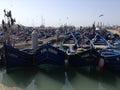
left=4, top=43, right=66, bottom=70
left=104, top=55, right=120, bottom=71
left=4, top=43, right=34, bottom=69
left=0, top=47, right=5, bottom=66
left=35, top=44, right=66, bottom=66
left=99, top=49, right=120, bottom=71
left=68, top=48, right=101, bottom=67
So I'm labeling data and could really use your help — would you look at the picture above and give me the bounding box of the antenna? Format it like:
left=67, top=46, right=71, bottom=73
left=41, top=16, right=45, bottom=27
left=41, top=16, right=44, bottom=25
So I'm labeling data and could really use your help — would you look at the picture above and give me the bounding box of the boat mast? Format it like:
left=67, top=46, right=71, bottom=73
left=2, top=9, right=16, bottom=45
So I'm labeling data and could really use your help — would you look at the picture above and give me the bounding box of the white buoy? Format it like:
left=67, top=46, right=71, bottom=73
left=31, top=30, right=38, bottom=49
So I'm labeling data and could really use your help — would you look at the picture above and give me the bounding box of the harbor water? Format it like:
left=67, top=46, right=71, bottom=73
left=0, top=67, right=120, bottom=90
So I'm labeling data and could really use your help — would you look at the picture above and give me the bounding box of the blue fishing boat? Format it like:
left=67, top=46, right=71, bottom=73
left=91, top=33, right=111, bottom=49
left=35, top=43, right=66, bottom=66
left=95, top=29, right=120, bottom=49
left=4, top=43, right=34, bottom=69
left=90, top=32, right=120, bottom=70
left=68, top=48, right=102, bottom=67
left=62, top=33, right=77, bottom=55
left=0, top=47, right=5, bottom=66
left=67, top=36, right=103, bottom=67
left=4, top=43, right=66, bottom=70
left=98, top=49, right=120, bottom=71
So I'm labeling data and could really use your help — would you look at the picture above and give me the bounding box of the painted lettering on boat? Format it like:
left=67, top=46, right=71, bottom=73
left=40, top=49, right=47, bottom=54
left=81, top=54, right=89, bottom=58
left=8, top=53, right=18, bottom=58
left=48, top=48, right=58, bottom=54
left=40, top=48, right=58, bottom=54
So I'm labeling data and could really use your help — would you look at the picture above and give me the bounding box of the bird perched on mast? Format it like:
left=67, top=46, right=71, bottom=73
left=99, top=14, right=104, bottom=17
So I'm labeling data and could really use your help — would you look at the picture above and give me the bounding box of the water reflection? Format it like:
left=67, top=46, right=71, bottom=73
left=73, top=67, right=120, bottom=90
left=61, top=72, right=74, bottom=90
left=0, top=68, right=5, bottom=83
left=2, top=68, right=37, bottom=89
left=34, top=69, right=65, bottom=90
left=70, top=69, right=99, bottom=90
left=98, top=69, right=120, bottom=90
left=0, top=67, right=120, bottom=90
